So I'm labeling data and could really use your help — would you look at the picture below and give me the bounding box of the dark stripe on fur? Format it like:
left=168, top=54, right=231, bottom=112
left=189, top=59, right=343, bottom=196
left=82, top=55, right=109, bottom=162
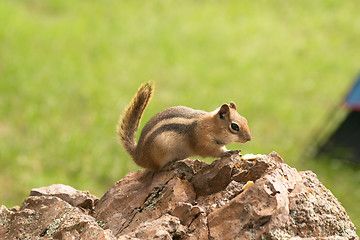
left=139, top=107, right=206, bottom=141
left=140, top=121, right=198, bottom=147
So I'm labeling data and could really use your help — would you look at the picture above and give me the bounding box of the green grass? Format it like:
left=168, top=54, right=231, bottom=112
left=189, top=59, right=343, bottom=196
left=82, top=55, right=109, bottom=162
left=1, top=0, right=360, bottom=230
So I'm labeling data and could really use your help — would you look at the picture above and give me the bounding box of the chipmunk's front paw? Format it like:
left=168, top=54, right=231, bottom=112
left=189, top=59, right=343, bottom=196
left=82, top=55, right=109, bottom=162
left=221, top=150, right=242, bottom=158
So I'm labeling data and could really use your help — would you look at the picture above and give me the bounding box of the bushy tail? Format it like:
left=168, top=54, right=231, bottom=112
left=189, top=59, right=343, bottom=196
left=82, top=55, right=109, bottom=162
left=117, top=82, right=153, bottom=157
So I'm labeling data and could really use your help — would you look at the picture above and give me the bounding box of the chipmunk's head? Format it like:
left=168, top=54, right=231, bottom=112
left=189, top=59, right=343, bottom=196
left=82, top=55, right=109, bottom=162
left=215, top=102, right=252, bottom=144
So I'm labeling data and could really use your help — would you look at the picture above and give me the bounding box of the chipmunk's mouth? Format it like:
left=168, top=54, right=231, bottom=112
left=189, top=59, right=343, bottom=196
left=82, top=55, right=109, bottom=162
left=211, top=136, right=225, bottom=145
left=238, top=134, right=251, bottom=143
left=245, top=133, right=252, bottom=142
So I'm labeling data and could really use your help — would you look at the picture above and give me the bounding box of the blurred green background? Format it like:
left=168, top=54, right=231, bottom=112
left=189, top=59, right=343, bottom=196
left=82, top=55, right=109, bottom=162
left=1, top=0, right=359, bottom=230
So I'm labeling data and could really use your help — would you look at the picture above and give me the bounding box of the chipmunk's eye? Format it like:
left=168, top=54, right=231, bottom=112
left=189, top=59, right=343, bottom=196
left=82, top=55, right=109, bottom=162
left=230, top=122, right=240, bottom=132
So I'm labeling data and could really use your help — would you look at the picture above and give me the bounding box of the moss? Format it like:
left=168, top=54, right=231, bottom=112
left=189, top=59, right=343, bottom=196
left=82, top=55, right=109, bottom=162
left=0, top=215, right=9, bottom=227
left=96, top=220, right=105, bottom=228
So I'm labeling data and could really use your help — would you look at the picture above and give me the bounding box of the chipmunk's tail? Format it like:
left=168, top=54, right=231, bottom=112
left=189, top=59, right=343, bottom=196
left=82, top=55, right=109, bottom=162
left=117, top=82, right=153, bottom=157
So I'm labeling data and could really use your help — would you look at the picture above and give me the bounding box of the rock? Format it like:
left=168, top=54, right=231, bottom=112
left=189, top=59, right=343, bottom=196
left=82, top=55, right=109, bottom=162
left=121, top=214, right=186, bottom=239
left=0, top=152, right=358, bottom=239
left=0, top=195, right=115, bottom=239
left=94, top=152, right=358, bottom=239
left=94, top=167, right=196, bottom=238
left=30, top=184, right=99, bottom=214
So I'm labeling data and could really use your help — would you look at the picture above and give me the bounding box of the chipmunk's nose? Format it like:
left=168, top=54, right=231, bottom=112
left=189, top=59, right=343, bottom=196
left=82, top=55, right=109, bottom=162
left=245, top=133, right=252, bottom=142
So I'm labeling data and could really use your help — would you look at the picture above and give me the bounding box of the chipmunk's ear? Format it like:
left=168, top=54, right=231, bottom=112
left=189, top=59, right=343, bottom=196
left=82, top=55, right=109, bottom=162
left=218, top=104, right=230, bottom=119
left=229, top=101, right=237, bottom=110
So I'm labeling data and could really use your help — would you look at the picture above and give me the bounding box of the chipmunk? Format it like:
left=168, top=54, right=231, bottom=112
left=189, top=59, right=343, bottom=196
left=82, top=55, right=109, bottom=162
left=117, top=82, right=252, bottom=171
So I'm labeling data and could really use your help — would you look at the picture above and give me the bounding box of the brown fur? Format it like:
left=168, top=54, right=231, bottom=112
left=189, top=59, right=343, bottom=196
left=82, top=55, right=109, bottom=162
left=118, top=82, right=251, bottom=171
left=117, top=82, right=153, bottom=157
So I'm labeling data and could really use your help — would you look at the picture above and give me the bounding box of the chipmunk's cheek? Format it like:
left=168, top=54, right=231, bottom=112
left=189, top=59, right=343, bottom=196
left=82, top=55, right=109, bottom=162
left=236, top=137, right=245, bottom=143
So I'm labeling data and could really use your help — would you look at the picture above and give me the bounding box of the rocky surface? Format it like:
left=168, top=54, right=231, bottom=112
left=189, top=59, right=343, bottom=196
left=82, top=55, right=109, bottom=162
left=0, top=184, right=114, bottom=239
left=0, top=152, right=358, bottom=239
